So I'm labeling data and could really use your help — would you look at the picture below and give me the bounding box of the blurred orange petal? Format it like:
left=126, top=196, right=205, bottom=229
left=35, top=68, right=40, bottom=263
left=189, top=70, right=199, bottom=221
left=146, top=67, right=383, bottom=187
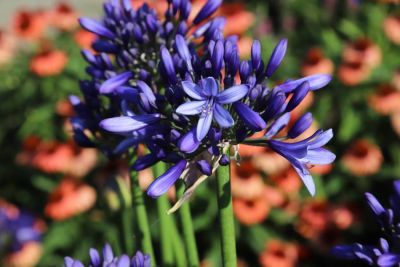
left=342, top=38, right=382, bottom=68
left=0, top=30, right=17, bottom=66
left=49, top=2, right=78, bottom=31
left=383, top=15, right=400, bottom=44
left=231, top=161, right=265, bottom=200
left=233, top=195, right=270, bottom=225
left=74, top=29, right=97, bottom=50
left=390, top=112, right=400, bottom=137
left=237, top=36, right=253, bottom=58
left=341, top=139, right=383, bottom=176
left=269, top=167, right=302, bottom=194
left=259, top=240, right=299, bottom=267
left=12, top=10, right=47, bottom=40
left=30, top=48, right=68, bottom=76
left=252, top=148, right=290, bottom=175
left=218, top=3, right=254, bottom=36
left=45, top=178, right=96, bottom=220
left=301, top=47, right=334, bottom=77
left=368, top=84, right=400, bottom=115
left=4, top=242, right=42, bottom=267
left=338, top=61, right=371, bottom=86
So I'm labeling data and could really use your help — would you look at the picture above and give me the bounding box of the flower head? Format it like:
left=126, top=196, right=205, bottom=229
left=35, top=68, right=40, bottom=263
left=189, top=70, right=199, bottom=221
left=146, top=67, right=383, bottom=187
left=64, top=243, right=151, bottom=267
left=71, top=0, right=334, bottom=208
left=332, top=181, right=400, bottom=266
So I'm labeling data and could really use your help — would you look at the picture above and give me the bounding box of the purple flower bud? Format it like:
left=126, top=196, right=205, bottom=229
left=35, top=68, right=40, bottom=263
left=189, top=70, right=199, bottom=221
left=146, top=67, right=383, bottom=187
left=103, top=243, right=114, bottom=262
left=145, top=14, right=158, bottom=33
left=212, top=40, right=224, bottom=77
left=378, top=254, right=400, bottom=267
left=137, top=80, right=157, bottom=108
left=175, top=35, right=192, bottom=70
left=251, top=40, right=262, bottom=70
left=79, top=18, right=116, bottom=39
left=161, top=46, right=177, bottom=84
left=239, top=61, right=251, bottom=82
left=265, top=38, right=287, bottom=77
left=219, top=155, right=230, bottom=166
left=100, top=114, right=160, bottom=133
left=81, top=50, right=97, bottom=66
left=147, top=159, right=187, bottom=198
left=89, top=248, right=101, bottom=267
left=288, top=112, right=313, bottom=139
left=132, top=153, right=160, bottom=171
left=177, top=21, right=188, bottom=35
left=278, top=74, right=332, bottom=93
left=180, top=0, right=191, bottom=20
left=100, top=71, right=132, bottom=94
left=197, top=160, right=212, bottom=175
left=178, top=128, right=201, bottom=153
left=265, top=113, right=291, bottom=139
left=286, top=82, right=310, bottom=112
left=365, top=192, right=386, bottom=223
left=233, top=102, right=266, bottom=131
left=193, top=0, right=222, bottom=25
left=92, top=40, right=118, bottom=53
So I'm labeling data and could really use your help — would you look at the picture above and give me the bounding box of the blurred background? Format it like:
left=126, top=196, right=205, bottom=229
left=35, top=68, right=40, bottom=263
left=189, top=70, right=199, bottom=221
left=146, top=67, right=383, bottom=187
left=0, top=0, right=399, bottom=266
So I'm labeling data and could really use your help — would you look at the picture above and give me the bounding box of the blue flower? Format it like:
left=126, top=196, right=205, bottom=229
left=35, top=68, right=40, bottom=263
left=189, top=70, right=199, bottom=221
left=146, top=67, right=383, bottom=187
left=0, top=206, right=42, bottom=253
left=176, top=77, right=248, bottom=141
left=64, top=243, right=151, bottom=267
left=332, top=181, right=400, bottom=266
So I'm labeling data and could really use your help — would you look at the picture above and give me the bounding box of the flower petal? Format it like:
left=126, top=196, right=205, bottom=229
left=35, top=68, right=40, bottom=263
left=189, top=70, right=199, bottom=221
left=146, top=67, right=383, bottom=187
left=216, top=84, right=248, bottom=104
left=213, top=103, right=234, bottom=128
left=89, top=249, right=101, bottom=267
left=193, top=0, right=223, bottom=25
left=202, top=77, right=218, bottom=96
left=197, top=109, right=213, bottom=140
left=182, top=81, right=204, bottom=100
left=288, top=112, right=313, bottom=139
left=265, top=113, right=291, bottom=139
left=279, top=74, right=332, bottom=93
left=233, top=102, right=266, bottom=131
left=147, top=160, right=187, bottom=198
left=100, top=114, right=160, bottom=133
left=378, top=253, right=400, bottom=267
left=176, top=100, right=206, bottom=115
left=302, top=148, right=336, bottom=165
left=117, top=255, right=130, bottom=267
left=79, top=18, right=116, bottom=39
left=178, top=128, right=201, bottom=153
left=100, top=71, right=132, bottom=94
left=102, top=243, right=114, bottom=262
left=266, top=39, right=287, bottom=77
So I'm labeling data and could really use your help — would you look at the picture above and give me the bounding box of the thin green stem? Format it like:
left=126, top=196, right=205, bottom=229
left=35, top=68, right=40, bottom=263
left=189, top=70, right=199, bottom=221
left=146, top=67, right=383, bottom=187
left=176, top=181, right=199, bottom=267
left=170, top=215, right=188, bottom=267
left=153, top=162, right=174, bottom=266
left=130, top=169, right=155, bottom=264
left=121, top=206, right=134, bottom=254
left=215, top=162, right=237, bottom=267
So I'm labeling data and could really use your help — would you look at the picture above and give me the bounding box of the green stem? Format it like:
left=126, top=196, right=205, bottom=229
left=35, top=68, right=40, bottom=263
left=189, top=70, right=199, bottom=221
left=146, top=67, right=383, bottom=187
left=170, top=215, right=188, bottom=267
left=153, top=162, right=174, bottom=266
left=215, top=162, right=237, bottom=267
left=176, top=181, right=199, bottom=267
left=121, top=206, right=134, bottom=254
left=130, top=169, right=155, bottom=264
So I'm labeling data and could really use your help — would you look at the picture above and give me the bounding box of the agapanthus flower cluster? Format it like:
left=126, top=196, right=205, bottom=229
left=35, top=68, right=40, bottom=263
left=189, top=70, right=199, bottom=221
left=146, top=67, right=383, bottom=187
left=64, top=243, right=150, bottom=267
left=332, top=181, right=400, bottom=266
left=0, top=205, right=42, bottom=253
left=71, top=0, right=335, bottom=206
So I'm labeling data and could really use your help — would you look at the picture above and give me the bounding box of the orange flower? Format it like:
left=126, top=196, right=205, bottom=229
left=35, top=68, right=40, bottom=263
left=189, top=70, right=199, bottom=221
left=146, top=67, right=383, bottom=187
left=0, top=30, right=17, bottom=66
left=368, top=84, right=400, bottom=115
left=301, top=47, right=334, bottom=77
left=269, top=167, right=302, bottom=194
left=3, top=242, right=43, bottom=267
left=49, top=2, right=78, bottom=31
left=309, top=163, right=333, bottom=175
left=252, top=148, right=290, bottom=175
left=338, top=60, right=371, bottom=86
left=341, top=139, right=383, bottom=176
left=17, top=138, right=97, bottom=178
left=233, top=195, right=270, bottom=225
left=331, top=204, right=356, bottom=230
left=217, top=3, right=254, bottom=36
left=342, top=38, right=382, bottom=68
left=12, top=10, right=47, bottom=40
left=74, top=29, right=97, bottom=50
left=56, top=99, right=75, bottom=117
left=390, top=112, right=400, bottom=137
left=237, top=36, right=253, bottom=59
left=30, top=47, right=68, bottom=76
left=296, top=200, right=330, bottom=239
left=45, top=178, right=96, bottom=220
left=231, top=160, right=265, bottom=200
left=383, top=15, right=400, bottom=44
left=259, top=240, right=299, bottom=267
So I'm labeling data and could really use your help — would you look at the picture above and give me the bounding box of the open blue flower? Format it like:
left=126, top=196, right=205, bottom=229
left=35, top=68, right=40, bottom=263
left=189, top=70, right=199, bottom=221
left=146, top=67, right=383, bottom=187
left=176, top=77, right=248, bottom=141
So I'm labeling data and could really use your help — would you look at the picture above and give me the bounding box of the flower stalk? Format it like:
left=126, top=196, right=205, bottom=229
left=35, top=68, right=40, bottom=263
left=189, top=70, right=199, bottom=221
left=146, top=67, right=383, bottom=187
left=130, top=166, right=155, bottom=265
left=215, top=155, right=237, bottom=267
left=176, top=180, right=199, bottom=267
left=152, top=162, right=174, bottom=266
